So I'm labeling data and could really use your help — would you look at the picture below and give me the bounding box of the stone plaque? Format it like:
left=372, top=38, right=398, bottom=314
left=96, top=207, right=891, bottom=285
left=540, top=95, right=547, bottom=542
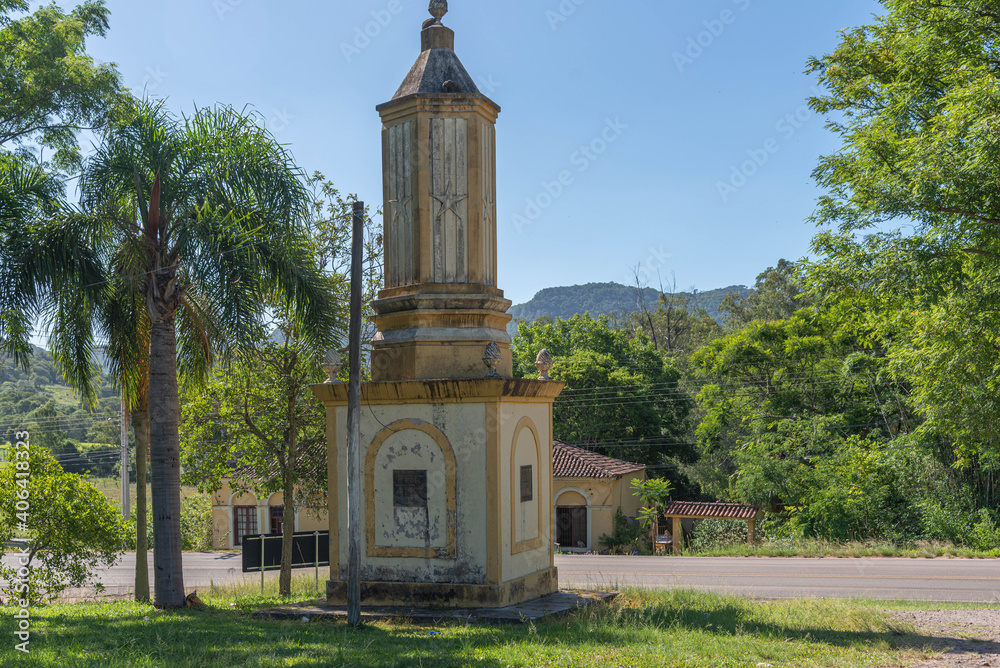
left=393, top=470, right=428, bottom=508
left=520, top=465, right=533, bottom=503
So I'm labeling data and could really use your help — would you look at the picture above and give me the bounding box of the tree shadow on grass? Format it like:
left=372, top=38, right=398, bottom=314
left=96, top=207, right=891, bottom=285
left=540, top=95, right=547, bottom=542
left=30, top=608, right=512, bottom=668
left=25, top=597, right=994, bottom=667
left=563, top=597, right=1000, bottom=658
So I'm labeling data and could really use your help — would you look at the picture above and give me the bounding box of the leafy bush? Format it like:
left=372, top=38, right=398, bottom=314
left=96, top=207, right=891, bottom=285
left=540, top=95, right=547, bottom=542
left=922, top=504, right=1000, bottom=553
left=180, top=496, right=213, bottom=552
left=970, top=509, right=1000, bottom=553
left=599, top=509, right=647, bottom=555
left=124, top=496, right=214, bottom=552
left=690, top=518, right=750, bottom=551
left=0, top=446, right=127, bottom=603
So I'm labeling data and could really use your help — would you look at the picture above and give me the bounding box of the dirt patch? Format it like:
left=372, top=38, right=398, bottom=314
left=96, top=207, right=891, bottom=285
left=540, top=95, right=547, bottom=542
left=891, top=609, right=1000, bottom=667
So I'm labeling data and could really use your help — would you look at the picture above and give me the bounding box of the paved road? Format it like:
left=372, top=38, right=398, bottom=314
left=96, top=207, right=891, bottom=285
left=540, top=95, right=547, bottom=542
left=1, top=552, right=306, bottom=600
left=6, top=553, right=999, bottom=602
left=556, top=555, right=1000, bottom=603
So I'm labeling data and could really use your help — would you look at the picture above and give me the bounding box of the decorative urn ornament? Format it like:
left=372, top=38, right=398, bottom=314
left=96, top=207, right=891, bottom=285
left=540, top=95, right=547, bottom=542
left=535, top=349, right=553, bottom=380
left=483, top=342, right=503, bottom=378
left=322, top=349, right=343, bottom=384
left=429, top=0, right=448, bottom=23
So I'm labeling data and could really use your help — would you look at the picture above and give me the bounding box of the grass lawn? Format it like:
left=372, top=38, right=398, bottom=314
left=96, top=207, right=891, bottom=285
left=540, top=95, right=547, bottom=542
left=0, top=586, right=955, bottom=668
left=88, top=476, right=205, bottom=511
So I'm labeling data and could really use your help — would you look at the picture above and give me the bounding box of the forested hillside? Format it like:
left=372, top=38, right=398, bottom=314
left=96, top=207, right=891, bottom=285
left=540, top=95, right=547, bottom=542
left=0, top=348, right=122, bottom=475
left=509, top=282, right=748, bottom=325
left=511, top=256, right=1000, bottom=555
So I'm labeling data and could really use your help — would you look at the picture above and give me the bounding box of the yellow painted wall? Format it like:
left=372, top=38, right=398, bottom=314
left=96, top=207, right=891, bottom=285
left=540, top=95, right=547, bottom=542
left=552, top=469, right=647, bottom=552
left=211, top=480, right=327, bottom=550
left=500, top=403, right=553, bottom=582
left=333, top=402, right=491, bottom=585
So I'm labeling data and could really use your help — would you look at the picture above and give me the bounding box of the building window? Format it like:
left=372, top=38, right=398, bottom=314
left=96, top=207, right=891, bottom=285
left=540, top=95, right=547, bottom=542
left=234, top=505, right=258, bottom=546
left=556, top=506, right=588, bottom=549
left=270, top=506, right=284, bottom=535
left=393, top=470, right=427, bottom=507
left=520, top=465, right=533, bottom=502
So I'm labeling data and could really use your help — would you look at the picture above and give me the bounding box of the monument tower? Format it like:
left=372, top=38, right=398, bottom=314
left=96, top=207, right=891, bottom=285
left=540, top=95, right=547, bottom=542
left=370, top=0, right=512, bottom=382
left=314, top=1, right=564, bottom=608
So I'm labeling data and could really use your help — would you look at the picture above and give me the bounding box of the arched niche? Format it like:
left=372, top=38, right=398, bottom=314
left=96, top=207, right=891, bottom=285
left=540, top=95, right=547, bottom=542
left=510, top=416, right=544, bottom=554
left=554, top=487, right=592, bottom=552
left=365, top=419, right=457, bottom=559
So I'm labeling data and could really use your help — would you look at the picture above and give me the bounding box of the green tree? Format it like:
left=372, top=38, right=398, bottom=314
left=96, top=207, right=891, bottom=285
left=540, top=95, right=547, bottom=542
left=23, top=400, right=68, bottom=456
left=803, top=0, right=1000, bottom=461
left=0, top=155, right=90, bottom=367
left=512, top=315, right=695, bottom=490
left=690, top=310, right=910, bottom=507
left=47, top=97, right=338, bottom=608
left=631, top=477, right=673, bottom=534
left=0, top=444, right=127, bottom=603
left=181, top=327, right=328, bottom=597
left=305, top=172, right=382, bottom=369
left=0, top=0, right=121, bottom=171
left=719, top=260, right=810, bottom=328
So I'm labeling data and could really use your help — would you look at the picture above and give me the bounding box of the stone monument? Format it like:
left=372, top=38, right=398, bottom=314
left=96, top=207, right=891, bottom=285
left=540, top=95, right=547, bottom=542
left=313, top=1, right=564, bottom=608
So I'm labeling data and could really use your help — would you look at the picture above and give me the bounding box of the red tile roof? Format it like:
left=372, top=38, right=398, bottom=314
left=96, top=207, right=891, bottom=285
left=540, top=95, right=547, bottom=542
left=662, top=501, right=761, bottom=520
left=552, top=441, right=646, bottom=479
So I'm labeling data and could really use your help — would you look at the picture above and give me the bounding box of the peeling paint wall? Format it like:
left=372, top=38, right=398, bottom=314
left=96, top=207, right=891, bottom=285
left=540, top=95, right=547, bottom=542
left=373, top=430, right=447, bottom=550
left=333, top=402, right=489, bottom=585
left=500, top=403, right=554, bottom=582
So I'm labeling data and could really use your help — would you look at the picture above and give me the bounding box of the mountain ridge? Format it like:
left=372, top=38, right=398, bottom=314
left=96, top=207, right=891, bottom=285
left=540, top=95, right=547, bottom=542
left=507, top=281, right=749, bottom=332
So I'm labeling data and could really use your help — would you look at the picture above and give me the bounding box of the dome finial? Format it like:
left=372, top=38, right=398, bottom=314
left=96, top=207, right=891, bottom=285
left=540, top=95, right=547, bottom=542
left=429, top=0, right=448, bottom=23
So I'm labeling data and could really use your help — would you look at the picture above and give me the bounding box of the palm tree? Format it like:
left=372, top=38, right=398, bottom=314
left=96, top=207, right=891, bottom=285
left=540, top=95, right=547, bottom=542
left=71, top=98, right=336, bottom=608
left=0, top=155, right=104, bottom=374
left=100, top=250, right=226, bottom=603
left=101, top=297, right=152, bottom=603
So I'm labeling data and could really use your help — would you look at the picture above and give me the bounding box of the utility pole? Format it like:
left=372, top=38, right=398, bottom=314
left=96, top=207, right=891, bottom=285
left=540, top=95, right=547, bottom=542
left=347, top=200, right=364, bottom=627
left=120, top=395, right=130, bottom=522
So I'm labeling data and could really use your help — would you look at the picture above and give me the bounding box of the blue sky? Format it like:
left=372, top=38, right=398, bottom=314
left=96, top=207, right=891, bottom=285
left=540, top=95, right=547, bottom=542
left=79, top=0, right=883, bottom=306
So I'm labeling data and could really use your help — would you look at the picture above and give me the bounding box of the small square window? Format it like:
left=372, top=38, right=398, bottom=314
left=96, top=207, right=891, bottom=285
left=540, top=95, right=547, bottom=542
left=394, top=470, right=428, bottom=507
left=520, top=465, right=533, bottom=502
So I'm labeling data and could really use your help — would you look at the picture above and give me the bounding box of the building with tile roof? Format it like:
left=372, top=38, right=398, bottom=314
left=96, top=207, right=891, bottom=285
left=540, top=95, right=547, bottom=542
left=212, top=439, right=650, bottom=554
left=551, top=441, right=647, bottom=553
left=210, top=481, right=327, bottom=550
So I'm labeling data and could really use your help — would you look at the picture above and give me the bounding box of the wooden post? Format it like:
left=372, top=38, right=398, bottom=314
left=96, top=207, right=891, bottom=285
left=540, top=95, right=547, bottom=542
left=672, top=516, right=683, bottom=555
left=748, top=518, right=757, bottom=545
left=346, top=201, right=365, bottom=628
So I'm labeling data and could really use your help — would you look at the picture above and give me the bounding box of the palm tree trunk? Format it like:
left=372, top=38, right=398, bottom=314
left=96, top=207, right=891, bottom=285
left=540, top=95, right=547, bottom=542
left=149, top=318, right=185, bottom=608
left=279, top=472, right=294, bottom=597
left=132, top=405, right=150, bottom=603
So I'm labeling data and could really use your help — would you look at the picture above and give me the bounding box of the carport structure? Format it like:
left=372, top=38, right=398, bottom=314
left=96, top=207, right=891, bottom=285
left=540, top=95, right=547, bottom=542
left=656, top=501, right=763, bottom=555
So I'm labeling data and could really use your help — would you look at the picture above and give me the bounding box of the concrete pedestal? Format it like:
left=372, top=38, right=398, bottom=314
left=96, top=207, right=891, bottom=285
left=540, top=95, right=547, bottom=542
left=312, top=378, right=564, bottom=609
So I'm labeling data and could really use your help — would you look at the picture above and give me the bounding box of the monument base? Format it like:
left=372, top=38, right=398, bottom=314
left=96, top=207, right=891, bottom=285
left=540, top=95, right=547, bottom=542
left=326, top=567, right=559, bottom=609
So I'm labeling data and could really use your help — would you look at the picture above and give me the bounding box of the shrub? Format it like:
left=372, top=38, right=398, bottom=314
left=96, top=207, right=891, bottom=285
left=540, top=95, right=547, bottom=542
left=180, top=496, right=213, bottom=552
left=599, top=509, right=647, bottom=555
left=0, top=446, right=127, bottom=603
left=690, top=518, right=750, bottom=551
left=970, top=509, right=1000, bottom=553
